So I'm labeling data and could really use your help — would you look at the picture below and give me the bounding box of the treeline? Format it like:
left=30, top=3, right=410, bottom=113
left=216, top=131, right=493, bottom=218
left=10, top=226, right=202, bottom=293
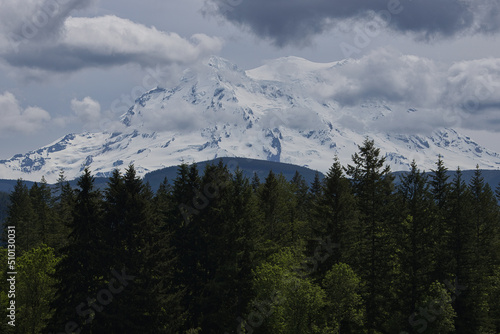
left=1, top=138, right=500, bottom=334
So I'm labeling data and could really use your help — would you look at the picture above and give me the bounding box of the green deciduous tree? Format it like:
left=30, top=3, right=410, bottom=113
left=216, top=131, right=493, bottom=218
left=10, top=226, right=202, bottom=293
left=0, top=248, right=15, bottom=334
left=409, top=281, right=456, bottom=334
left=17, top=244, right=60, bottom=334
left=322, top=263, right=365, bottom=333
left=250, top=247, right=326, bottom=334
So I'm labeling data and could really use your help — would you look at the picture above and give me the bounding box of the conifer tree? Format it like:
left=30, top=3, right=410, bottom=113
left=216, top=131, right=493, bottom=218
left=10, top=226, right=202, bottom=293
left=47, top=168, right=105, bottom=333
left=230, top=168, right=260, bottom=320
left=429, top=155, right=452, bottom=283
left=98, top=165, right=165, bottom=333
left=448, top=168, right=474, bottom=333
left=3, top=180, right=36, bottom=254
left=448, top=168, right=473, bottom=277
left=153, top=177, right=173, bottom=237
left=52, top=170, right=75, bottom=251
left=172, top=163, right=202, bottom=227
left=251, top=172, right=260, bottom=192
left=30, top=178, right=59, bottom=249
left=311, top=157, right=357, bottom=280
left=290, top=170, right=310, bottom=225
left=258, top=170, right=295, bottom=252
left=309, top=171, right=323, bottom=199
left=195, top=162, right=258, bottom=333
left=169, top=163, right=206, bottom=331
left=496, top=182, right=500, bottom=202
left=395, top=160, right=436, bottom=331
left=29, top=182, right=46, bottom=243
left=469, top=167, right=499, bottom=264
left=346, top=138, right=397, bottom=333
left=195, top=162, right=234, bottom=332
left=102, top=169, right=125, bottom=264
left=0, top=191, right=9, bottom=229
left=154, top=179, right=187, bottom=333
left=430, top=155, right=450, bottom=209
left=259, top=170, right=279, bottom=243
left=465, top=167, right=500, bottom=332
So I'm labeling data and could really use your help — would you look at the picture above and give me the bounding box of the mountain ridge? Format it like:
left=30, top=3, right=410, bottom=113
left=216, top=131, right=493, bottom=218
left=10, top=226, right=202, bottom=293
left=0, top=55, right=499, bottom=183
left=0, top=156, right=498, bottom=194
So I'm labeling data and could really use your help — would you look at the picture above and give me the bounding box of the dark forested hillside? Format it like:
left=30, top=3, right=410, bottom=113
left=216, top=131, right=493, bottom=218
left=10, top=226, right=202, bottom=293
left=143, top=157, right=325, bottom=191
left=1, top=140, right=500, bottom=334
left=0, top=191, right=9, bottom=233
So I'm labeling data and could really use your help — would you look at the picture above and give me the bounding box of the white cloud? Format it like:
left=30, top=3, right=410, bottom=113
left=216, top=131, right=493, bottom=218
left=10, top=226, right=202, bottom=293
left=1, top=14, right=224, bottom=73
left=445, top=58, right=500, bottom=111
left=259, top=107, right=325, bottom=131
left=71, top=96, right=101, bottom=126
left=0, top=91, right=51, bottom=134
left=69, top=96, right=130, bottom=133
left=135, top=99, right=205, bottom=132
left=316, top=49, right=444, bottom=107
left=282, top=49, right=500, bottom=134
left=63, top=15, right=223, bottom=66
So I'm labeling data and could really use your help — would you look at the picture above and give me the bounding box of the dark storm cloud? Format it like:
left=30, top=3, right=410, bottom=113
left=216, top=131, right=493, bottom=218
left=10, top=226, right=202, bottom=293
left=2, top=46, right=131, bottom=73
left=204, top=0, right=499, bottom=46
left=0, top=0, right=95, bottom=47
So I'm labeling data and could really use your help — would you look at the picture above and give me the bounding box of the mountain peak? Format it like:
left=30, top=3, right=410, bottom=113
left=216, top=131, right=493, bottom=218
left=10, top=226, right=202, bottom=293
left=206, top=55, right=240, bottom=72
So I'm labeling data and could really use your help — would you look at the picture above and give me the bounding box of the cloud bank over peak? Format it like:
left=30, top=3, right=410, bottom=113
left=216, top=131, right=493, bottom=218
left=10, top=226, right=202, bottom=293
left=248, top=49, right=500, bottom=134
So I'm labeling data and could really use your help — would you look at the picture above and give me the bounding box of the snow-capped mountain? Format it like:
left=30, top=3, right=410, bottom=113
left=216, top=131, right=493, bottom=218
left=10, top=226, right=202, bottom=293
left=1, top=56, right=499, bottom=183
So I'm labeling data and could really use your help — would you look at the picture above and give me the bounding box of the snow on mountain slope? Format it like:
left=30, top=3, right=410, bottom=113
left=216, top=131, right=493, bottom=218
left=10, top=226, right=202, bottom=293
left=0, top=56, right=499, bottom=183
left=246, top=56, right=344, bottom=82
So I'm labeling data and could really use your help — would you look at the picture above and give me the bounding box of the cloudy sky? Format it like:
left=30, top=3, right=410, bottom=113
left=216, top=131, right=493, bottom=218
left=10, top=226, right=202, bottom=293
left=0, top=0, right=499, bottom=159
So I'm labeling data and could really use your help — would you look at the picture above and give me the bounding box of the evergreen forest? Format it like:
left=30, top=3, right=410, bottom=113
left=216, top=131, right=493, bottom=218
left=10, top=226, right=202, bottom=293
left=1, top=139, right=500, bottom=334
